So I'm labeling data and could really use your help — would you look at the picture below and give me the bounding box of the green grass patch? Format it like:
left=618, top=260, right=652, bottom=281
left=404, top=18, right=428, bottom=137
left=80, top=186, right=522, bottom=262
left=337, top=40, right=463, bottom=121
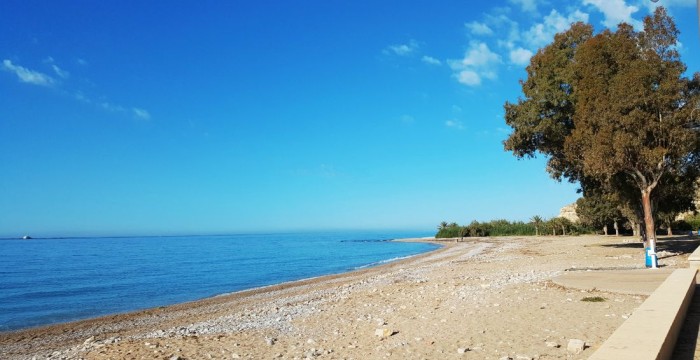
left=581, top=296, right=606, bottom=302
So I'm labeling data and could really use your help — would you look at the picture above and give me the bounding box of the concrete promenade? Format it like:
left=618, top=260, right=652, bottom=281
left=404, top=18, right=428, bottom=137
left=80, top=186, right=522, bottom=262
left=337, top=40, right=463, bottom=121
left=551, top=237, right=700, bottom=360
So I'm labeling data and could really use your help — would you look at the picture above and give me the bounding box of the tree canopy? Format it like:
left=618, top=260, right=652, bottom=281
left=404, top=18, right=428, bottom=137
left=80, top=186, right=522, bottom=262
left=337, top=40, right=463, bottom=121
left=504, top=7, right=700, bottom=261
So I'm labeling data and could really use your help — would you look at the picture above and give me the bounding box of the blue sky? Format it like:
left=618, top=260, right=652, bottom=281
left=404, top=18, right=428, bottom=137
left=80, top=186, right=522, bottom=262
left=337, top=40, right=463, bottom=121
left=1, top=0, right=698, bottom=237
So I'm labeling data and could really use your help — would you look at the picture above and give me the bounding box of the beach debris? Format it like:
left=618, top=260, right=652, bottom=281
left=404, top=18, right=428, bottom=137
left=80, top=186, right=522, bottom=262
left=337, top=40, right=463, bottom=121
left=265, top=336, right=277, bottom=346
left=567, top=339, right=586, bottom=354
left=374, top=328, right=395, bottom=338
left=457, top=347, right=469, bottom=354
left=545, top=341, right=560, bottom=348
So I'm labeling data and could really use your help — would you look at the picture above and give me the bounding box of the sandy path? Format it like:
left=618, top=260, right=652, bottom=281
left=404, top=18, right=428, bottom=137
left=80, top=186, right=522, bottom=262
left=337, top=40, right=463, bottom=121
left=1, top=235, right=694, bottom=360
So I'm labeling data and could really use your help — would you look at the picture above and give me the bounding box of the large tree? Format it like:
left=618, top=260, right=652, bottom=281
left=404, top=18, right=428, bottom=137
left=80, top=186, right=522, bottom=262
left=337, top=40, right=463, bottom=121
left=504, top=7, right=700, bottom=265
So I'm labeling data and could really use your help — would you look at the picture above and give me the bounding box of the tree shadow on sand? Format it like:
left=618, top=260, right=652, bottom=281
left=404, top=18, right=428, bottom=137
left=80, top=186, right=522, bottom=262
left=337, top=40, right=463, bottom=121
left=599, top=236, right=700, bottom=256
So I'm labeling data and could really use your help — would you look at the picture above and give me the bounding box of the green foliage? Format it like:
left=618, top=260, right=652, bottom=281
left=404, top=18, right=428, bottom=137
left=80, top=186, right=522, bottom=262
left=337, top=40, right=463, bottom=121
left=434, top=218, right=593, bottom=238
left=435, top=222, right=464, bottom=238
left=683, top=214, right=700, bottom=231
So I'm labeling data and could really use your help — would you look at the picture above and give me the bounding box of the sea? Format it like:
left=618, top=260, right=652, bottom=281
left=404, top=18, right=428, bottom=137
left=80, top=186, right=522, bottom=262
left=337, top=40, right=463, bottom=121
left=0, top=230, right=437, bottom=332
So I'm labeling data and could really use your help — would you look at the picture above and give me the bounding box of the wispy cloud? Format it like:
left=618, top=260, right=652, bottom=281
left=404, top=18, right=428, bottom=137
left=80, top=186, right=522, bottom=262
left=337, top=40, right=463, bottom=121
left=445, top=119, right=465, bottom=130
left=449, top=41, right=501, bottom=86
left=132, top=107, right=151, bottom=120
left=583, top=0, right=641, bottom=29
left=421, top=55, right=442, bottom=66
left=509, top=0, right=542, bottom=13
left=384, top=40, right=419, bottom=56
left=43, top=56, right=69, bottom=79
left=465, top=21, right=494, bottom=36
left=2, top=59, right=55, bottom=87
left=100, top=102, right=126, bottom=112
left=3, top=56, right=151, bottom=121
left=51, top=64, right=69, bottom=79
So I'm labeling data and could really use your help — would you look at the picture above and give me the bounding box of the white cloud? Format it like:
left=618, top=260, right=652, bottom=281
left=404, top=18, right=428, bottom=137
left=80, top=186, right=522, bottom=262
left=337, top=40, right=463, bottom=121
left=509, top=47, right=533, bottom=65
left=449, top=42, right=502, bottom=86
left=421, top=55, right=442, bottom=65
left=445, top=119, right=465, bottom=130
left=583, top=0, right=641, bottom=29
left=524, top=9, right=589, bottom=48
left=509, top=0, right=541, bottom=13
left=384, top=40, right=419, bottom=56
left=133, top=108, right=151, bottom=120
left=455, top=42, right=502, bottom=68
left=465, top=21, right=494, bottom=35
left=2, top=59, right=55, bottom=87
left=457, top=70, right=481, bottom=86
left=486, top=14, right=522, bottom=44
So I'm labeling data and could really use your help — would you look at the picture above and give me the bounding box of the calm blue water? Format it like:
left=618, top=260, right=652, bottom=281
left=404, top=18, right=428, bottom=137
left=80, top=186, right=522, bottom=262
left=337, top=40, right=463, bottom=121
left=0, top=231, right=436, bottom=332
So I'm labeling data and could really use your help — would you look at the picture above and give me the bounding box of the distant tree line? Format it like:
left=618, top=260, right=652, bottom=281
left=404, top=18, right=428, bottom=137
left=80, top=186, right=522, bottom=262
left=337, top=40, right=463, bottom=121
left=435, top=217, right=589, bottom=239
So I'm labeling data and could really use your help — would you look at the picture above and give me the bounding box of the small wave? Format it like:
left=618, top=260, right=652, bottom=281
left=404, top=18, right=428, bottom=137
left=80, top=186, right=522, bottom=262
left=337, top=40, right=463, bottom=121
left=354, top=254, right=416, bottom=269
left=340, top=239, right=390, bottom=243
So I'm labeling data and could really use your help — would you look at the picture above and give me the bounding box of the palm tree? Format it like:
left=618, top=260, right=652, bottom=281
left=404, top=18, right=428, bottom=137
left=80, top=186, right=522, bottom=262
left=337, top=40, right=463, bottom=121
left=547, top=218, right=558, bottom=236
left=530, top=215, right=543, bottom=236
left=438, top=221, right=449, bottom=231
left=558, top=218, right=572, bottom=236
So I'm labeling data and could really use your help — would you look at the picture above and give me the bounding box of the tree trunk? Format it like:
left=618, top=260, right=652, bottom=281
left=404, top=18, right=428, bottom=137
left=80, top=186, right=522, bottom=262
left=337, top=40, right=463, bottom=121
left=552, top=227, right=556, bottom=236
left=535, top=226, right=539, bottom=236
left=631, top=221, right=639, bottom=237
left=561, top=225, right=566, bottom=236
left=642, top=188, right=657, bottom=268
left=667, top=224, right=673, bottom=236
left=603, top=224, right=608, bottom=236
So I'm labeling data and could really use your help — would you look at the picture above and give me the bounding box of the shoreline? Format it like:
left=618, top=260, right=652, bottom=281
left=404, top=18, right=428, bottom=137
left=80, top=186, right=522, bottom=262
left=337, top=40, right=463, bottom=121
left=0, top=237, right=450, bottom=358
left=0, top=235, right=440, bottom=335
left=2, top=235, right=694, bottom=359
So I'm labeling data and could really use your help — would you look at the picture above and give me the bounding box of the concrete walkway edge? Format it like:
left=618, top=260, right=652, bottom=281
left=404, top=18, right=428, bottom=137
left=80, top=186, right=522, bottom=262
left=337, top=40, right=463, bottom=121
left=588, top=268, right=697, bottom=360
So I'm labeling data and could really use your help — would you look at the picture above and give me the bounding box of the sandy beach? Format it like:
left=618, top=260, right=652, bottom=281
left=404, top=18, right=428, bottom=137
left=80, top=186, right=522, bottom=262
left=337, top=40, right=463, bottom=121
left=1, top=235, right=696, bottom=360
